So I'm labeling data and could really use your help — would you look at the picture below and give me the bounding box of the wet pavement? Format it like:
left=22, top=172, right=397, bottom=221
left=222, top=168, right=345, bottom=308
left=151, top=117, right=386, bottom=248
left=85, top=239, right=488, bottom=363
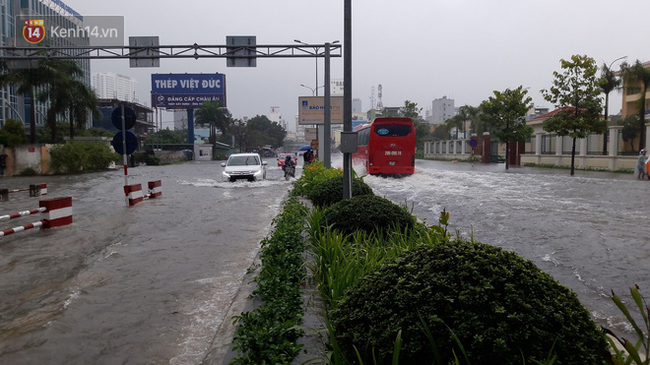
left=360, top=159, right=650, bottom=335
left=0, top=160, right=292, bottom=364
left=1, top=158, right=648, bottom=364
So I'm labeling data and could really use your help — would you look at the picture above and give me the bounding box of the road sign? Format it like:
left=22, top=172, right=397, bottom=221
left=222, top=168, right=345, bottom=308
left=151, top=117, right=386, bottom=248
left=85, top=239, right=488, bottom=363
left=112, top=131, right=138, bottom=155
left=111, top=107, right=136, bottom=130
left=226, top=36, right=256, bottom=67
left=470, top=138, right=478, bottom=148
left=129, top=36, right=160, bottom=68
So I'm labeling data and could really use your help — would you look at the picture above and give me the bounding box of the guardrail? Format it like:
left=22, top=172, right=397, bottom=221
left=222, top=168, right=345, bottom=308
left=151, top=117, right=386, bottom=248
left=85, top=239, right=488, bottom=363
left=0, top=183, right=47, bottom=201
left=124, top=180, right=162, bottom=207
left=0, top=197, right=73, bottom=237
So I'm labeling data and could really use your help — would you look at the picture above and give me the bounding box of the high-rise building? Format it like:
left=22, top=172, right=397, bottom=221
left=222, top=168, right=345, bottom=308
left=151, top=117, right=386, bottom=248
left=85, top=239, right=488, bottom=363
left=92, top=72, right=139, bottom=103
left=426, top=96, right=455, bottom=125
left=0, top=0, right=90, bottom=128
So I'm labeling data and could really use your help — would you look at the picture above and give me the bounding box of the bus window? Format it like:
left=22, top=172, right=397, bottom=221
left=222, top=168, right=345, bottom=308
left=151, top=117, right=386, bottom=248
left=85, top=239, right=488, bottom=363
left=374, top=124, right=412, bottom=137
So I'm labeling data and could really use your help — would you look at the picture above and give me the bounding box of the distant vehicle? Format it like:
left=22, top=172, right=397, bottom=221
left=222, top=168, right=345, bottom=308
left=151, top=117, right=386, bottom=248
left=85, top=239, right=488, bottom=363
left=352, top=117, right=415, bottom=176
left=277, top=153, right=298, bottom=167
left=221, top=153, right=267, bottom=182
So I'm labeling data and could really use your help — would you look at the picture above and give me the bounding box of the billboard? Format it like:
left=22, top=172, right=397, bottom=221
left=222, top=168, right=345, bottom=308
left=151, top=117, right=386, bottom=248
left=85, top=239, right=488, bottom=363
left=298, top=96, right=344, bottom=125
left=151, top=73, right=226, bottom=109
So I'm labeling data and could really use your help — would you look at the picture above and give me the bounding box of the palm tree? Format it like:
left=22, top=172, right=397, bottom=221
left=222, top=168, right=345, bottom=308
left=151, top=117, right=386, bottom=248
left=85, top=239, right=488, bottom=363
left=195, top=101, right=232, bottom=158
left=67, top=81, right=101, bottom=140
left=0, top=59, right=61, bottom=143
left=36, top=60, right=93, bottom=142
left=621, top=60, right=650, bottom=150
left=599, top=61, right=623, bottom=154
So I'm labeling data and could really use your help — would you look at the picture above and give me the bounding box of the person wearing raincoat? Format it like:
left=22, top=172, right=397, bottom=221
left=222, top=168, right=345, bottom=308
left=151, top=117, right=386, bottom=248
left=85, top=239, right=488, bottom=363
left=635, top=149, right=647, bottom=179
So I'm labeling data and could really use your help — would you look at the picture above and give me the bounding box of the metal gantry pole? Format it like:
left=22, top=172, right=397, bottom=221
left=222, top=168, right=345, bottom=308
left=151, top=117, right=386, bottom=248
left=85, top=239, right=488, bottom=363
left=121, top=104, right=129, bottom=206
left=343, top=0, right=353, bottom=199
left=324, top=43, right=331, bottom=169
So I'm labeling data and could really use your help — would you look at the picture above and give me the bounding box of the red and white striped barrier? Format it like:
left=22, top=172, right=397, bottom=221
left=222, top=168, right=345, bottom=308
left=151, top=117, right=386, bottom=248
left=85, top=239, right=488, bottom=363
left=124, top=184, right=144, bottom=206
left=0, top=183, right=47, bottom=201
left=147, top=180, right=162, bottom=198
left=124, top=180, right=162, bottom=206
left=0, top=197, right=73, bottom=237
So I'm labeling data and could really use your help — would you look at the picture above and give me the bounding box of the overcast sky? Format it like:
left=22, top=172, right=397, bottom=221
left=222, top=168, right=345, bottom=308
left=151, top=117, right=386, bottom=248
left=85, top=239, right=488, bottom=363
left=62, top=0, right=648, bottom=130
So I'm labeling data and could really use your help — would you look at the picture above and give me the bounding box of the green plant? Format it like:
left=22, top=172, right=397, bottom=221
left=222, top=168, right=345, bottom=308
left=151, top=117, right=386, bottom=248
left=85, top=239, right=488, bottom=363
left=85, top=143, right=120, bottom=170
left=50, top=141, right=118, bottom=173
left=329, top=240, right=609, bottom=364
left=322, top=195, right=416, bottom=237
left=231, top=196, right=309, bottom=364
left=294, top=161, right=344, bottom=197
left=604, top=285, right=650, bottom=365
left=19, top=167, right=38, bottom=176
left=0, top=118, right=28, bottom=147
left=307, top=175, right=374, bottom=207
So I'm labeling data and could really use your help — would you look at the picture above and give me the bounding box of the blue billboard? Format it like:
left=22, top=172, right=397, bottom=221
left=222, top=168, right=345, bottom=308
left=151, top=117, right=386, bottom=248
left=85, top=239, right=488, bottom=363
left=151, top=73, right=226, bottom=109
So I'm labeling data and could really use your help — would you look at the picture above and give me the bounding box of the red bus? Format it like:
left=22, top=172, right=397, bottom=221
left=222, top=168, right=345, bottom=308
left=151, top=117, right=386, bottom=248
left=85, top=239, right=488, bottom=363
left=353, top=117, right=416, bottom=175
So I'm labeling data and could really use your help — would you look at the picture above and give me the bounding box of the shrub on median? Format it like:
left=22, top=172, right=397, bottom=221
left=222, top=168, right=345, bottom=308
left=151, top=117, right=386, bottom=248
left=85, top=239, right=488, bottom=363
left=322, top=195, right=416, bottom=237
left=329, top=240, right=609, bottom=364
left=307, top=175, right=374, bottom=208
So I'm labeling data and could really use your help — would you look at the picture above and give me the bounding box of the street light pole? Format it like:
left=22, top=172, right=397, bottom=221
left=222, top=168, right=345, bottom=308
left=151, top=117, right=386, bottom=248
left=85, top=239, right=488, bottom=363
left=294, top=39, right=319, bottom=96
left=300, top=83, right=317, bottom=96
left=343, top=0, right=352, bottom=199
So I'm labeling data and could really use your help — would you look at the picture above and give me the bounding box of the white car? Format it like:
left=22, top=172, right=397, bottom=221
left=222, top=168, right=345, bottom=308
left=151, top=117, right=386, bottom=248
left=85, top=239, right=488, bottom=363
left=221, top=153, right=267, bottom=182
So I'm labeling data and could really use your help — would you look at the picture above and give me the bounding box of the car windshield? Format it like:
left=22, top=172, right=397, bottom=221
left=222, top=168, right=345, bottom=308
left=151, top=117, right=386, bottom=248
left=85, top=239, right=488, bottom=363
left=228, top=155, right=260, bottom=166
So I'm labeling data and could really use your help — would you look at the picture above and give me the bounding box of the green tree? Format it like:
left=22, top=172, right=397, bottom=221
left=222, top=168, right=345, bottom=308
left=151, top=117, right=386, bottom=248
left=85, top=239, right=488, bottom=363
left=618, top=115, right=640, bottom=152
left=0, top=58, right=63, bottom=143
left=620, top=59, right=650, bottom=151
left=81, top=127, right=114, bottom=138
left=398, top=100, right=422, bottom=120
left=541, top=55, right=605, bottom=175
left=142, top=129, right=183, bottom=147
left=444, top=114, right=464, bottom=139
left=246, top=115, right=286, bottom=148
left=231, top=119, right=254, bottom=152
left=430, top=123, right=450, bottom=141
left=37, top=60, right=98, bottom=142
left=599, top=60, right=623, bottom=154
left=413, top=122, right=431, bottom=155
left=0, top=118, right=29, bottom=147
left=195, top=101, right=232, bottom=158
left=480, top=86, right=534, bottom=169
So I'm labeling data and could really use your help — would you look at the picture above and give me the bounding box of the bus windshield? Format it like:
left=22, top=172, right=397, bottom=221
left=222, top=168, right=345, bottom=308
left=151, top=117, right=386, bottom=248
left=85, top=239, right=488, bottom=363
left=374, top=124, right=412, bottom=137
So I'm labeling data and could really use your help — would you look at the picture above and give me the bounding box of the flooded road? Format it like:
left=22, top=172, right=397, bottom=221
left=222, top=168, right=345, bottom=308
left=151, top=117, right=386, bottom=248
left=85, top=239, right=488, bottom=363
left=359, top=159, right=650, bottom=335
left=0, top=161, right=292, bottom=364
left=1, top=157, right=648, bottom=364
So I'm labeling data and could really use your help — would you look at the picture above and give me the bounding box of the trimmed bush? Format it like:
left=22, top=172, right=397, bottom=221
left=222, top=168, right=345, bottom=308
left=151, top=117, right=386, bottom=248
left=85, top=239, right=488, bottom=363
left=50, top=141, right=120, bottom=173
left=322, top=195, right=415, bottom=236
left=308, top=175, right=374, bottom=207
left=329, top=241, right=609, bottom=364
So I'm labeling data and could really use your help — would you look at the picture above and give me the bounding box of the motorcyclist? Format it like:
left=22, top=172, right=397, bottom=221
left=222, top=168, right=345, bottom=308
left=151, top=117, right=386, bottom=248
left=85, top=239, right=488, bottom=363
left=282, top=155, right=295, bottom=178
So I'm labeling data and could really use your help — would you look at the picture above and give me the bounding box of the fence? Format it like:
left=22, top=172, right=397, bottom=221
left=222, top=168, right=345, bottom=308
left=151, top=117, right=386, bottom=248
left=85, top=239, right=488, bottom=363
left=0, top=183, right=47, bottom=201
left=0, top=197, right=73, bottom=237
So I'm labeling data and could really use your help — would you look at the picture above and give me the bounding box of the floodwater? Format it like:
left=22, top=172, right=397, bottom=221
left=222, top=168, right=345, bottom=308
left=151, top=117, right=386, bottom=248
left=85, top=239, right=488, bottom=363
left=1, top=157, right=647, bottom=364
left=357, top=159, right=650, bottom=336
left=0, top=160, right=293, bottom=364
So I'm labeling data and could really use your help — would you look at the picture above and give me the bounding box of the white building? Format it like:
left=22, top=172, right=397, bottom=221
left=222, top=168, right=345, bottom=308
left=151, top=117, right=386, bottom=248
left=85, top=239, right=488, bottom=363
left=426, top=96, right=455, bottom=125
left=91, top=72, right=139, bottom=103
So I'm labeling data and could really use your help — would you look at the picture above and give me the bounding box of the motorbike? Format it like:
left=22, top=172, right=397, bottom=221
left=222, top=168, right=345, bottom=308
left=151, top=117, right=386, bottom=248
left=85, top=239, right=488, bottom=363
left=282, top=164, right=295, bottom=180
